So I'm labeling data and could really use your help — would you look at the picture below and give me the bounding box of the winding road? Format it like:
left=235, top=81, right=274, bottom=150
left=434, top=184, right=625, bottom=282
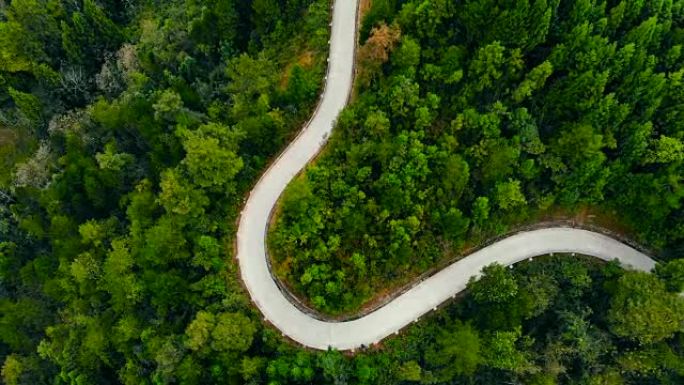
left=236, top=0, right=657, bottom=351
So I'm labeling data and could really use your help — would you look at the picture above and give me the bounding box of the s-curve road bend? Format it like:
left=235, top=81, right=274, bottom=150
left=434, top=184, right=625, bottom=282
left=235, top=0, right=658, bottom=351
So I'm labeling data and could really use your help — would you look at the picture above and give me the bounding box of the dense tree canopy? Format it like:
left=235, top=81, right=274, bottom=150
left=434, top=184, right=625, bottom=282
left=1, top=1, right=683, bottom=385
left=1, top=0, right=332, bottom=383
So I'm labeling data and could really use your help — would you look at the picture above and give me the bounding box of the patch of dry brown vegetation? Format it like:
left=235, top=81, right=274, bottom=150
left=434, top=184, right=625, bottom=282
left=0, top=129, right=16, bottom=146
left=280, top=50, right=316, bottom=89
left=359, top=0, right=372, bottom=20
left=356, top=23, right=400, bottom=88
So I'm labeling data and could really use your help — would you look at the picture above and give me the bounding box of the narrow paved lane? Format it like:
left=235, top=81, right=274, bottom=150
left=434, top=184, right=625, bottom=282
left=235, top=0, right=657, bottom=351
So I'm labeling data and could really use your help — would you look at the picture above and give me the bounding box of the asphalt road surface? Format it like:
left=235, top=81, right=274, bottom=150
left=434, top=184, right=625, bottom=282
left=235, top=0, right=657, bottom=351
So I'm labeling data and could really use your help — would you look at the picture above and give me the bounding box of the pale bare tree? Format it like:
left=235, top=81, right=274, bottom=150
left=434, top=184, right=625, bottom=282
left=14, top=142, right=53, bottom=189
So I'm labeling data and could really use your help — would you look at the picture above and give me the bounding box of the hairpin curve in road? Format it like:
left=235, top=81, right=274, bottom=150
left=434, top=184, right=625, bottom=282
left=235, top=0, right=657, bottom=351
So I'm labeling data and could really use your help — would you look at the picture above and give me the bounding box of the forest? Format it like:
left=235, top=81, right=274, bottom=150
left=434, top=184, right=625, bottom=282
left=270, top=0, right=684, bottom=313
left=1, top=0, right=684, bottom=385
